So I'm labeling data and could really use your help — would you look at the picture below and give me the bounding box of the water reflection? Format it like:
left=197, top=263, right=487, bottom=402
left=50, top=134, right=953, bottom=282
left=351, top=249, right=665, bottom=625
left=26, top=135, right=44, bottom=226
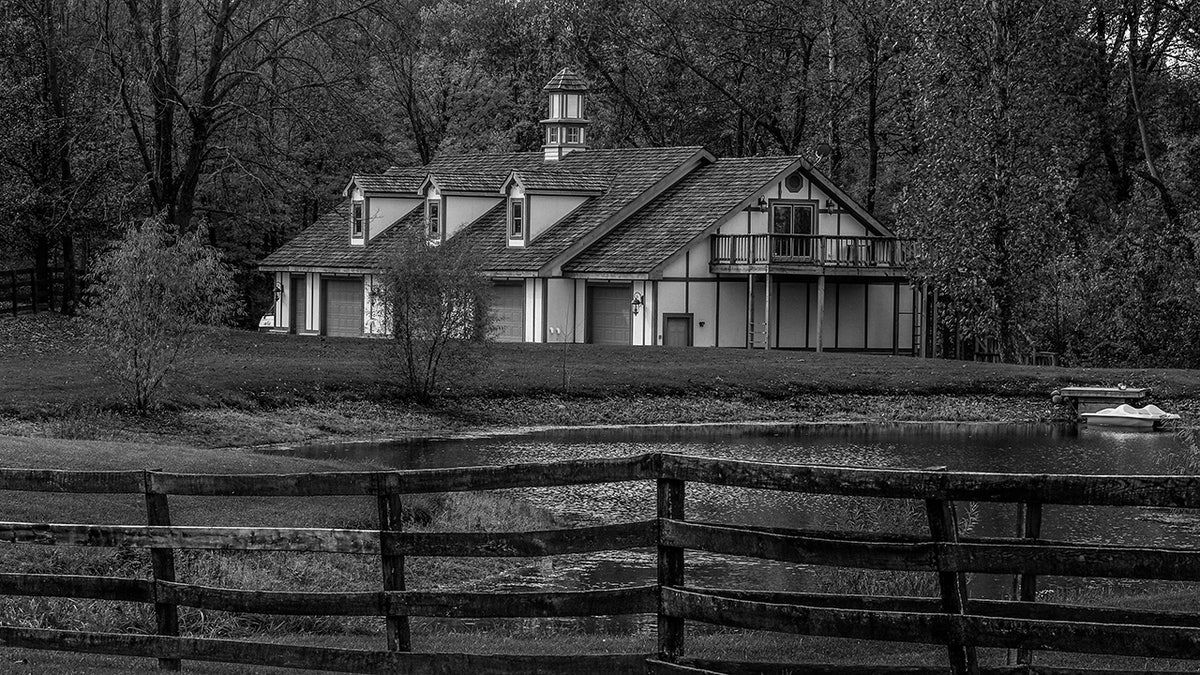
left=272, top=422, right=1200, bottom=629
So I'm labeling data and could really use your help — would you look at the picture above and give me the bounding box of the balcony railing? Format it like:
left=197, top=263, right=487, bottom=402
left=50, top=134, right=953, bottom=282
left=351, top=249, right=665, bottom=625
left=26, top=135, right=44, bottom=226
left=710, top=234, right=910, bottom=269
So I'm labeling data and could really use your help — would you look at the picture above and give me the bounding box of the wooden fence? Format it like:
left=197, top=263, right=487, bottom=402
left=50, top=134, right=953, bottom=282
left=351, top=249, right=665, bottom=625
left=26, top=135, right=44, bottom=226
left=2, top=453, right=1200, bottom=673
left=1, top=267, right=75, bottom=315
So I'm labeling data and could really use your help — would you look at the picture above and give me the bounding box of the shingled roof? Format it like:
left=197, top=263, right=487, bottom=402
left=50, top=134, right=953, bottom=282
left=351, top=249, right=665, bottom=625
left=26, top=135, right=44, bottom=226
left=348, top=172, right=424, bottom=194
left=262, top=145, right=709, bottom=275
left=456, top=146, right=708, bottom=273
left=424, top=172, right=508, bottom=194
left=563, top=156, right=801, bottom=275
left=508, top=170, right=611, bottom=194
left=260, top=204, right=424, bottom=271
left=543, top=68, right=588, bottom=91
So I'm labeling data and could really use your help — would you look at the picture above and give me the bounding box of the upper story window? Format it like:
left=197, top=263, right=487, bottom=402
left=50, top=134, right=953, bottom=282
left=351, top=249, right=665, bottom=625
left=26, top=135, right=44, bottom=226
left=771, top=201, right=817, bottom=259
left=566, top=94, right=581, bottom=118
left=427, top=199, right=441, bottom=237
left=351, top=201, right=364, bottom=237
left=566, top=127, right=581, bottom=144
left=509, top=198, right=525, bottom=239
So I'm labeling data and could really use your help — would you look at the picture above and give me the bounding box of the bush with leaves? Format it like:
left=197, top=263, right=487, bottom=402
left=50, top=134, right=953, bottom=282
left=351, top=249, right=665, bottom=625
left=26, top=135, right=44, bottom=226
left=85, top=218, right=237, bottom=412
left=374, top=227, right=492, bottom=401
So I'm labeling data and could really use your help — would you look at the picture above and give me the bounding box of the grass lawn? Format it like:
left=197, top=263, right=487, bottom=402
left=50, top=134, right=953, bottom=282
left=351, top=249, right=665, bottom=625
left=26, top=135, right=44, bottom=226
left=2, top=313, right=1199, bottom=449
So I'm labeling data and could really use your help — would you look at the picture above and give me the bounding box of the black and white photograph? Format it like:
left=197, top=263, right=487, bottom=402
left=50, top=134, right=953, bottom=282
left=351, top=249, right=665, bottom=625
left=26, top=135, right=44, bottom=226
left=3, top=0, right=1200, bottom=672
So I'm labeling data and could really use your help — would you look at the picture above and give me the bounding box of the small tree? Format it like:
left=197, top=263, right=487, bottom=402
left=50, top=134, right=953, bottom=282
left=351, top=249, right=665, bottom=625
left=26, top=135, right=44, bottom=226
left=85, top=217, right=237, bottom=412
left=375, top=227, right=492, bottom=401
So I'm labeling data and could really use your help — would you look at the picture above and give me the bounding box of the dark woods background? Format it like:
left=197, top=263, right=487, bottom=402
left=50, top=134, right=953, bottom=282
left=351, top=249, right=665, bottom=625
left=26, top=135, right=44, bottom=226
left=3, top=0, right=1199, bottom=367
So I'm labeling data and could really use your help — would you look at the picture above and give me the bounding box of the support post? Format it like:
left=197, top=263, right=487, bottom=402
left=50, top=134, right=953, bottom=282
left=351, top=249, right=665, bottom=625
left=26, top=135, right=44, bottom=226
left=377, top=491, right=411, bottom=651
left=746, top=273, right=755, bottom=349
left=816, top=276, right=826, bottom=353
left=143, top=470, right=180, bottom=671
left=925, top=488, right=977, bottom=675
left=8, top=271, right=15, bottom=316
left=892, top=281, right=901, bottom=356
left=657, top=476, right=685, bottom=662
left=764, top=273, right=772, bottom=350
left=1015, top=501, right=1043, bottom=665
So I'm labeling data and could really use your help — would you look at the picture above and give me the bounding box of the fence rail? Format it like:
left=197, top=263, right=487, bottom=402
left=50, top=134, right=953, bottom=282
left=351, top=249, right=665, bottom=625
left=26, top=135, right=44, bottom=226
left=1, top=454, right=1199, bottom=673
left=1, top=266, right=77, bottom=315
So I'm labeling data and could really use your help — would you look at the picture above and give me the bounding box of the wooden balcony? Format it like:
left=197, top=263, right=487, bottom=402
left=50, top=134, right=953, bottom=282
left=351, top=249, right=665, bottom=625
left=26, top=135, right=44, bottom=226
left=710, top=234, right=911, bottom=276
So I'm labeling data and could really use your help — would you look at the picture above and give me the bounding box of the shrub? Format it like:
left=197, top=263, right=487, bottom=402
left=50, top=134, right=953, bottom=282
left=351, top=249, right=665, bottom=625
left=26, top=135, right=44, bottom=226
left=374, top=227, right=492, bottom=401
left=85, top=217, right=237, bottom=412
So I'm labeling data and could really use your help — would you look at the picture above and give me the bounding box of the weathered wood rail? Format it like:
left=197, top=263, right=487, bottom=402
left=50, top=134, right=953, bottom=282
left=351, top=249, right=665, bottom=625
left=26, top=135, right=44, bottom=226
left=2, top=453, right=1200, bottom=673
left=1, top=266, right=76, bottom=315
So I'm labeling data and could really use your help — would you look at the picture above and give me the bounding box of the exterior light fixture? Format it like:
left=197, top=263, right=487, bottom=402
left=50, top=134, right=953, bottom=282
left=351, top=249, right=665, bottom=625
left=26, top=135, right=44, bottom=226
left=631, top=292, right=644, bottom=316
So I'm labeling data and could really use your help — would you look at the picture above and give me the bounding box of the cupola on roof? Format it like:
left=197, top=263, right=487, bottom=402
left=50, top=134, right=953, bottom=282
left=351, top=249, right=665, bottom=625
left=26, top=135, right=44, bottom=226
left=541, top=68, right=590, bottom=162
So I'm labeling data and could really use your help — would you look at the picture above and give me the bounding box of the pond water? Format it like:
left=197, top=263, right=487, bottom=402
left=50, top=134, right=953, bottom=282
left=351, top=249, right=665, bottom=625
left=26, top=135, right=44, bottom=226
left=271, top=422, right=1200, bottom=627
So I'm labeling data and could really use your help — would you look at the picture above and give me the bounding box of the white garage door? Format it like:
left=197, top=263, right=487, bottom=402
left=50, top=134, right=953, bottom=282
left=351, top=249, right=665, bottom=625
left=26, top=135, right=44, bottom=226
left=323, top=278, right=363, bottom=337
left=588, top=285, right=631, bottom=345
left=491, top=283, right=524, bottom=342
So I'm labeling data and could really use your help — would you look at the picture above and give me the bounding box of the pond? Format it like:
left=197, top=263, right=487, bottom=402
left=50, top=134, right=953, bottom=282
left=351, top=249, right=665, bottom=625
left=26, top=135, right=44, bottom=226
left=270, top=422, right=1200, bottom=628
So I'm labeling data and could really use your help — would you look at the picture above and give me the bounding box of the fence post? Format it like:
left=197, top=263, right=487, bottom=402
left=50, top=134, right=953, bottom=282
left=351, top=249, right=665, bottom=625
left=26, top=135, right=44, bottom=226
left=377, top=489, right=411, bottom=651
left=657, top=473, right=685, bottom=662
left=143, top=469, right=181, bottom=671
left=7, top=271, right=14, bottom=317
left=925, top=477, right=977, bottom=675
left=1015, top=501, right=1043, bottom=665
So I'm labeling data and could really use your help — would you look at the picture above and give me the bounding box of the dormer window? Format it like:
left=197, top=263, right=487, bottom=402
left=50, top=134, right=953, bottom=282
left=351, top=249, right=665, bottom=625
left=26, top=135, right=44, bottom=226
left=547, top=127, right=560, bottom=144
left=351, top=201, right=364, bottom=237
left=509, top=198, right=525, bottom=239
left=427, top=199, right=440, bottom=238
left=566, top=127, right=581, bottom=144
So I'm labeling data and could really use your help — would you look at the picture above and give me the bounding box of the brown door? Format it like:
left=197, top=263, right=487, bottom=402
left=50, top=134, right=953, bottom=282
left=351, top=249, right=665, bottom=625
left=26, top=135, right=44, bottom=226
left=322, top=278, right=364, bottom=337
left=588, top=285, right=631, bottom=345
left=663, top=314, right=692, bottom=346
left=290, top=275, right=306, bottom=334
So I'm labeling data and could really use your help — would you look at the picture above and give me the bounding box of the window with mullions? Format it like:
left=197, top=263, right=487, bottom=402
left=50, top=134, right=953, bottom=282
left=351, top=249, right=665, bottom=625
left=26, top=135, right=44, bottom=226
left=352, top=201, right=364, bottom=238
left=771, top=202, right=815, bottom=259
left=566, top=127, right=581, bottom=144
left=427, top=200, right=441, bottom=238
left=509, top=199, right=525, bottom=240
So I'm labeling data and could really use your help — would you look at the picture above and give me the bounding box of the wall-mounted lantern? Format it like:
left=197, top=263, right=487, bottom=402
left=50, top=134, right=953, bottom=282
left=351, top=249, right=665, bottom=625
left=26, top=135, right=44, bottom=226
left=631, top=292, right=644, bottom=316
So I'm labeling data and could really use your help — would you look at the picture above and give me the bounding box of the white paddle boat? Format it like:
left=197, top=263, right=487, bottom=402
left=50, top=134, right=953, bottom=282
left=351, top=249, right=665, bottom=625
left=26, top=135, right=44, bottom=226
left=1081, top=404, right=1180, bottom=429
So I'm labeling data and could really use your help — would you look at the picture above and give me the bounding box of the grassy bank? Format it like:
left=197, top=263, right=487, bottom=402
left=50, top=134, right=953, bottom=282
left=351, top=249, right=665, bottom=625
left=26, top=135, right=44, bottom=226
left=3, top=312, right=1199, bottom=448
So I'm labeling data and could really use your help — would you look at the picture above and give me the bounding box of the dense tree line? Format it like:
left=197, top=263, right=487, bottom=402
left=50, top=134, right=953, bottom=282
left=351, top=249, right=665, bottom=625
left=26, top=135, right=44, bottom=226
left=2, top=0, right=1198, bottom=367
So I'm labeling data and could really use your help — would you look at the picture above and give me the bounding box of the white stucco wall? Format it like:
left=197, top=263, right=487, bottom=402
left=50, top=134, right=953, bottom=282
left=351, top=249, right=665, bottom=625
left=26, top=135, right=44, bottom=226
left=446, top=195, right=501, bottom=240
left=368, top=197, right=421, bottom=241
left=528, top=194, right=588, bottom=241
left=546, top=278, right=576, bottom=342
left=717, top=281, right=748, bottom=347
left=632, top=280, right=652, bottom=346
left=365, top=274, right=389, bottom=336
